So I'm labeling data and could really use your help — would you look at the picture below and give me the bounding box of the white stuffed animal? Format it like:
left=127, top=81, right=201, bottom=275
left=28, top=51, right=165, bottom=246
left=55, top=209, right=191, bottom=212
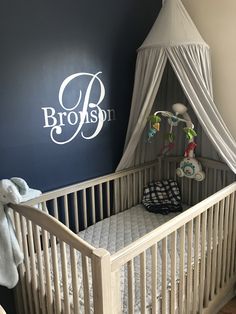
left=0, top=178, right=25, bottom=288
left=176, top=157, right=205, bottom=181
left=0, top=179, right=24, bottom=205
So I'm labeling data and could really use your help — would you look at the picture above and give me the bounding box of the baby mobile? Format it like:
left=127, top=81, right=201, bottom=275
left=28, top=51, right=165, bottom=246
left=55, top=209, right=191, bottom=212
left=147, top=103, right=205, bottom=181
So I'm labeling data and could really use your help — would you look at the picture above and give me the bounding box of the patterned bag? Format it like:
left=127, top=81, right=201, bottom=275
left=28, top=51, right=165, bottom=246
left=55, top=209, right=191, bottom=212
left=142, top=180, right=182, bottom=214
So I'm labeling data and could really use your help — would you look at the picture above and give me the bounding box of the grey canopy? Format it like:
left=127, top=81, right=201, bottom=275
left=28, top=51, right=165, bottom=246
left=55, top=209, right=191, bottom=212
left=117, top=0, right=236, bottom=173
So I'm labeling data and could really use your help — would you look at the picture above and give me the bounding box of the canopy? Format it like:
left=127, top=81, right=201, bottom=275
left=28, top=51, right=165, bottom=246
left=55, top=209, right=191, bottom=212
left=117, top=0, right=236, bottom=173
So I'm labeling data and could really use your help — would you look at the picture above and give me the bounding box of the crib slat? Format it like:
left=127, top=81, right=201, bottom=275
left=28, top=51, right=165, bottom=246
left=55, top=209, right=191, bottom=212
left=140, top=252, right=146, bottom=314
left=158, top=157, right=162, bottom=180
left=53, top=198, right=59, bottom=219
left=70, top=247, right=80, bottom=314
left=106, top=181, right=111, bottom=217
left=73, top=192, right=79, bottom=233
left=50, top=233, right=62, bottom=313
left=188, top=180, right=192, bottom=205
left=166, top=161, right=170, bottom=179
left=115, top=178, right=120, bottom=213
left=32, top=223, right=47, bottom=314
left=127, top=259, right=134, bottom=314
left=196, top=181, right=200, bottom=203
left=162, top=237, right=167, bottom=314
left=91, top=186, right=96, bottom=224
left=139, top=171, right=143, bottom=203
left=226, top=193, right=234, bottom=283
left=211, top=203, right=219, bottom=300
left=181, top=178, right=184, bottom=199
left=204, top=167, right=209, bottom=199
left=123, top=177, right=128, bottom=211
left=213, top=168, right=217, bottom=194
left=144, top=168, right=148, bottom=187
left=186, top=220, right=193, bottom=314
left=205, top=206, right=213, bottom=307
left=20, top=216, right=34, bottom=314
left=127, top=174, right=132, bottom=208
left=222, top=196, right=230, bottom=285
left=199, top=211, right=207, bottom=313
left=193, top=215, right=200, bottom=314
left=82, top=255, right=91, bottom=314
left=179, top=225, right=185, bottom=314
left=223, top=170, right=226, bottom=187
left=63, top=196, right=69, bottom=227
left=149, top=166, right=152, bottom=182
left=226, top=193, right=234, bottom=282
left=99, top=184, right=104, bottom=220
left=82, top=189, right=88, bottom=228
left=230, top=193, right=236, bottom=276
left=170, top=231, right=176, bottom=314
left=60, top=241, right=70, bottom=314
left=13, top=212, right=29, bottom=314
left=42, top=229, right=53, bottom=314
left=26, top=220, right=40, bottom=314
left=119, top=178, right=124, bottom=212
left=226, top=193, right=234, bottom=281
left=133, top=172, right=137, bottom=206
left=217, top=199, right=224, bottom=293
left=111, top=269, right=121, bottom=314
left=151, top=244, right=157, bottom=313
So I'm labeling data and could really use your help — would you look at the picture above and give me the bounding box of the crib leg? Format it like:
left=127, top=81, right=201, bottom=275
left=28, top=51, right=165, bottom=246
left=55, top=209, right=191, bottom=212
left=92, top=248, right=112, bottom=314
left=111, top=269, right=121, bottom=314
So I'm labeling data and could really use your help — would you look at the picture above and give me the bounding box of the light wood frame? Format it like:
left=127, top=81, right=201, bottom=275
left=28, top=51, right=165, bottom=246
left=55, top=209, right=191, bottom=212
left=10, top=156, right=236, bottom=313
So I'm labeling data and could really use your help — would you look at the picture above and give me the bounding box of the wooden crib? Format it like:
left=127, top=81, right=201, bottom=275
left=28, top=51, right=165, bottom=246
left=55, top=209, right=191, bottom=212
left=10, top=156, right=236, bottom=314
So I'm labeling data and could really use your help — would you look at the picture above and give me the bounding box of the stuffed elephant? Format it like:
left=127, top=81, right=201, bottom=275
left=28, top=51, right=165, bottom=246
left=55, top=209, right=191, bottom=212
left=0, top=178, right=27, bottom=289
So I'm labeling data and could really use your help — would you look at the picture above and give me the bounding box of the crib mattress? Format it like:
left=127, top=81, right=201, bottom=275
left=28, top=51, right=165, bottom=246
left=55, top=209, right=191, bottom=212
left=78, top=204, right=188, bottom=254
left=45, top=204, right=189, bottom=313
left=77, top=204, right=188, bottom=313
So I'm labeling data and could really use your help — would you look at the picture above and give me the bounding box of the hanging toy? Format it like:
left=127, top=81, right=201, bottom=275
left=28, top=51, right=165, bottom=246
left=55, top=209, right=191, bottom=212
left=153, top=122, right=160, bottom=131
left=147, top=103, right=205, bottom=181
left=173, top=104, right=205, bottom=181
left=176, top=141, right=204, bottom=180
left=176, top=158, right=205, bottom=181
left=161, top=141, right=175, bottom=155
left=148, top=127, right=157, bottom=142
left=161, top=132, right=175, bottom=155
left=147, top=115, right=161, bottom=142
left=184, top=141, right=197, bottom=158
left=183, top=127, right=197, bottom=141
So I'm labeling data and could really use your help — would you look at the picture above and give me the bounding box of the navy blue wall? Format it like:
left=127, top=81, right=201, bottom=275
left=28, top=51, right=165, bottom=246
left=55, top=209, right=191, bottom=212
left=0, top=1, right=162, bottom=311
left=0, top=0, right=161, bottom=192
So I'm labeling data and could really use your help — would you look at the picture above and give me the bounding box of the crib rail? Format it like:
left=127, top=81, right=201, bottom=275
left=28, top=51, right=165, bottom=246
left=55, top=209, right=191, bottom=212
left=11, top=203, right=101, bottom=314
left=23, top=156, right=234, bottom=233
left=10, top=204, right=95, bottom=256
left=11, top=156, right=235, bottom=314
left=23, top=158, right=162, bottom=232
left=160, top=156, right=235, bottom=205
left=109, top=182, right=236, bottom=314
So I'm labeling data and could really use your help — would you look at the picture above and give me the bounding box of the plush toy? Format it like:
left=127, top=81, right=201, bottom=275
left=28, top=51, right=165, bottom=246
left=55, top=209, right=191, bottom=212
left=147, top=115, right=161, bottom=142
left=0, top=178, right=24, bottom=288
left=0, top=179, right=23, bottom=204
left=176, top=157, right=205, bottom=181
left=147, top=104, right=205, bottom=181
left=10, top=177, right=29, bottom=195
left=184, top=142, right=197, bottom=158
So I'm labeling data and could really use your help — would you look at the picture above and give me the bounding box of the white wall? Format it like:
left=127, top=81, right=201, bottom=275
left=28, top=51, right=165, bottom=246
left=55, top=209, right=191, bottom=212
left=182, top=0, right=236, bottom=139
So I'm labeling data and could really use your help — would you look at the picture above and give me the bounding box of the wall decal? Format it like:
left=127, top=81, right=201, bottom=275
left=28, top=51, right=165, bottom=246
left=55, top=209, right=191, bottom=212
left=42, top=71, right=116, bottom=144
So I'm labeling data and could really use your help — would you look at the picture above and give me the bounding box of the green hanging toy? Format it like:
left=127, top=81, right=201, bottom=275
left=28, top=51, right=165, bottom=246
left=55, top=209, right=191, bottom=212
left=147, top=115, right=161, bottom=142
left=146, top=103, right=205, bottom=181
left=183, top=127, right=197, bottom=140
